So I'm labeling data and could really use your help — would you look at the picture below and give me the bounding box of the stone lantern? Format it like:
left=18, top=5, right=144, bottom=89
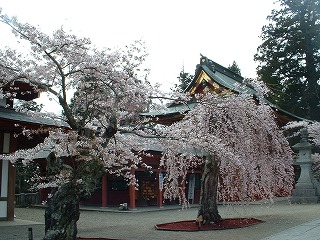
left=291, top=128, right=318, bottom=203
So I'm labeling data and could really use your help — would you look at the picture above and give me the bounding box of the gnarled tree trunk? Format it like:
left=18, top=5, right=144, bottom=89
left=43, top=152, right=80, bottom=240
left=44, top=183, right=80, bottom=240
left=43, top=152, right=103, bottom=240
left=197, top=154, right=222, bottom=224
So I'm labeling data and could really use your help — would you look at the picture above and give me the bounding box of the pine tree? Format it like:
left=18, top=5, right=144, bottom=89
left=228, top=60, right=241, bottom=75
left=172, top=66, right=194, bottom=92
left=254, top=0, right=320, bottom=120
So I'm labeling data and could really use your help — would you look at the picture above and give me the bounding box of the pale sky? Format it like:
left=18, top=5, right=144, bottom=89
left=1, top=0, right=277, bottom=95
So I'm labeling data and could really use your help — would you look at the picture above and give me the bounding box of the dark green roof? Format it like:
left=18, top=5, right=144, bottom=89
left=0, top=106, right=69, bottom=127
left=193, top=56, right=305, bottom=121
left=140, top=103, right=196, bottom=117
left=142, top=55, right=305, bottom=122
left=186, top=56, right=243, bottom=91
left=186, top=56, right=257, bottom=95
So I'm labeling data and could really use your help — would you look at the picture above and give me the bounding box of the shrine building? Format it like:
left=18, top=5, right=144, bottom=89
left=81, top=55, right=304, bottom=209
left=1, top=56, right=305, bottom=217
left=0, top=81, right=68, bottom=220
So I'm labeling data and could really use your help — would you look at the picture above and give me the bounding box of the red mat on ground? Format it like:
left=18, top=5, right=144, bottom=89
left=155, top=218, right=263, bottom=231
left=76, top=218, right=263, bottom=239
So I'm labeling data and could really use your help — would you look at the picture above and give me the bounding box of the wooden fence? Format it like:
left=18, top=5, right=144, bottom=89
left=15, top=192, right=40, bottom=207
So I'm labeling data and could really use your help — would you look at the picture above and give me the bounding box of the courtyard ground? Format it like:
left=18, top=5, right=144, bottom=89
left=1, top=199, right=320, bottom=240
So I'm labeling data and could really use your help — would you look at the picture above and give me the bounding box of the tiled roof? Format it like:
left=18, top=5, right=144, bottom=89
left=142, top=55, right=305, bottom=122
left=0, top=106, right=69, bottom=127
left=140, top=103, right=197, bottom=117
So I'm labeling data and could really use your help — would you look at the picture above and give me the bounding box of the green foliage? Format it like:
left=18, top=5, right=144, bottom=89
left=172, top=67, right=194, bottom=92
left=15, top=160, right=40, bottom=193
left=254, top=0, right=320, bottom=120
left=228, top=61, right=241, bottom=75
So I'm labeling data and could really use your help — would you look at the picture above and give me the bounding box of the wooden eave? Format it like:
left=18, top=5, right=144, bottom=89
left=3, top=81, right=41, bottom=101
left=147, top=113, right=185, bottom=126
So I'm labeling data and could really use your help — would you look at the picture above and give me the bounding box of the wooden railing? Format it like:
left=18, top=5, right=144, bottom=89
left=15, top=192, right=40, bottom=207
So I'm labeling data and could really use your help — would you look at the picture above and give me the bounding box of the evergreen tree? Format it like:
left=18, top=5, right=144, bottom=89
left=254, top=0, right=320, bottom=120
left=172, top=66, right=194, bottom=92
left=15, top=160, right=40, bottom=194
left=228, top=60, right=241, bottom=75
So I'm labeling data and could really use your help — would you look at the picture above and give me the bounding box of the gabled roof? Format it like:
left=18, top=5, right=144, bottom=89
left=186, top=55, right=245, bottom=92
left=2, top=81, right=42, bottom=101
left=142, top=55, right=305, bottom=125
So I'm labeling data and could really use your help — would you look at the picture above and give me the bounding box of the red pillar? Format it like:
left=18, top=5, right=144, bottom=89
left=157, top=172, right=163, bottom=208
left=129, top=168, right=136, bottom=210
left=101, top=174, right=107, bottom=207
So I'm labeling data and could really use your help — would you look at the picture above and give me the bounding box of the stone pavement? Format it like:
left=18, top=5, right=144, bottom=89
left=0, top=200, right=320, bottom=240
left=261, top=217, right=320, bottom=240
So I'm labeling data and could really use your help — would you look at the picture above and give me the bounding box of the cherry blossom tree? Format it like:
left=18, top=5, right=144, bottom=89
left=0, top=9, right=296, bottom=237
left=0, top=11, right=153, bottom=240
left=160, top=92, right=294, bottom=224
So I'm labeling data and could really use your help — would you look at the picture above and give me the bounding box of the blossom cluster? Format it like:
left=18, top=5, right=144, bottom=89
left=0, top=13, right=155, bottom=193
left=160, top=93, right=294, bottom=206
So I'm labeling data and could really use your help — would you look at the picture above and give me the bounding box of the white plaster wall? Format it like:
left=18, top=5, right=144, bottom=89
left=0, top=133, right=10, bottom=219
left=0, top=201, right=7, bottom=218
left=1, top=160, right=8, bottom=198
left=3, top=133, right=10, bottom=153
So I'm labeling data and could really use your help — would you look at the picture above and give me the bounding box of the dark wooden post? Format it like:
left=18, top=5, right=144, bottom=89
left=101, top=174, right=107, bottom=207
left=7, top=162, right=16, bottom=220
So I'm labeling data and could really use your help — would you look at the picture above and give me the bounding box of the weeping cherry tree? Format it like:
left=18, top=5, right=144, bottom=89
left=160, top=92, right=294, bottom=224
